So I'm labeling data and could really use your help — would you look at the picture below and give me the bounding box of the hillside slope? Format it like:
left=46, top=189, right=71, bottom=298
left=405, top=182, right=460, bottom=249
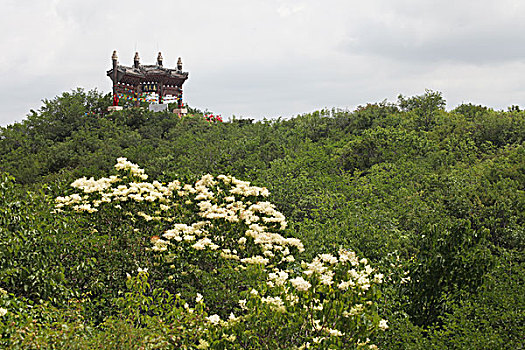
left=0, top=89, right=523, bottom=348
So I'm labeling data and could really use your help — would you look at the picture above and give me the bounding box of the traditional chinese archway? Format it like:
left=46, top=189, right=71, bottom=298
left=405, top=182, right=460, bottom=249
left=107, top=50, right=188, bottom=108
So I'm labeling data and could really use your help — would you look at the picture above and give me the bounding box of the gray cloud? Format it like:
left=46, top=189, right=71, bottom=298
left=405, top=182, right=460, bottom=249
left=343, top=22, right=525, bottom=64
left=341, top=0, right=525, bottom=64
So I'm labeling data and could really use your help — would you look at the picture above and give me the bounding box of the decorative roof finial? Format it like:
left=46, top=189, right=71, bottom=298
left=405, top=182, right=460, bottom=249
left=112, top=50, right=118, bottom=61
left=177, top=57, right=183, bottom=71
left=157, top=52, right=163, bottom=66
left=134, top=52, right=140, bottom=68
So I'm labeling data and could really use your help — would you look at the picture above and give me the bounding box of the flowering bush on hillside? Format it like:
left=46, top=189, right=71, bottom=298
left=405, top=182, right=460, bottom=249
left=203, top=114, right=223, bottom=123
left=55, top=158, right=388, bottom=348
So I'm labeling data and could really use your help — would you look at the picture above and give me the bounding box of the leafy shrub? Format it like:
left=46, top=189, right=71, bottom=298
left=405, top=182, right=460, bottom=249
left=0, top=173, right=73, bottom=303
left=53, top=158, right=388, bottom=348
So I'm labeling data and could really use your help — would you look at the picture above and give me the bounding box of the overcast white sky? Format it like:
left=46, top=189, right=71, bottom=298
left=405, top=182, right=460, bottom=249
left=1, top=0, right=525, bottom=126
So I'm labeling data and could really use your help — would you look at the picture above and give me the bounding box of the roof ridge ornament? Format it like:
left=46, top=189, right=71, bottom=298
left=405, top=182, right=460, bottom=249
left=157, top=52, right=163, bottom=66
left=134, top=52, right=140, bottom=68
left=177, top=57, right=183, bottom=71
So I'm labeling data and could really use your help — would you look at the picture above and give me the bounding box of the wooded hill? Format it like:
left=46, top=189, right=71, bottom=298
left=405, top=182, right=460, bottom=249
left=0, top=89, right=523, bottom=348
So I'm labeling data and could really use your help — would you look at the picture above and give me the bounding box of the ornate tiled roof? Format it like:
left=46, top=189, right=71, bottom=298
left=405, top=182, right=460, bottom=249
left=107, top=51, right=188, bottom=86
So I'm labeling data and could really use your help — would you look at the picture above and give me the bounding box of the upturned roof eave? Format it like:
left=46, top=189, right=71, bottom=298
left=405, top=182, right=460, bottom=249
left=107, top=65, right=189, bottom=85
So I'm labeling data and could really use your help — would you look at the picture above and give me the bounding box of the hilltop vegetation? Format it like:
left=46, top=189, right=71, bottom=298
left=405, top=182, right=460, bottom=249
left=0, top=89, right=523, bottom=348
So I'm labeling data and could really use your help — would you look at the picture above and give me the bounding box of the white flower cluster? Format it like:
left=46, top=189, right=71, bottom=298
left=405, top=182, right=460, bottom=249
left=289, top=276, right=312, bottom=291
left=267, top=270, right=289, bottom=287
left=150, top=237, right=169, bottom=252
left=244, top=248, right=387, bottom=345
left=55, top=162, right=182, bottom=215
left=162, top=222, right=208, bottom=242
left=70, top=175, right=120, bottom=193
left=206, top=314, right=221, bottom=325
left=260, top=295, right=286, bottom=312
left=302, top=251, right=378, bottom=293
left=152, top=173, right=303, bottom=268
left=192, top=237, right=220, bottom=251
left=240, top=255, right=269, bottom=265
left=56, top=159, right=304, bottom=270
left=55, top=193, right=92, bottom=212
left=114, top=157, right=148, bottom=180
left=224, top=176, right=270, bottom=197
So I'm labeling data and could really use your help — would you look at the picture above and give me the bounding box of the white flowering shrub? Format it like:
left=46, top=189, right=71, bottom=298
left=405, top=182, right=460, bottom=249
left=237, top=251, right=388, bottom=349
left=56, top=158, right=388, bottom=348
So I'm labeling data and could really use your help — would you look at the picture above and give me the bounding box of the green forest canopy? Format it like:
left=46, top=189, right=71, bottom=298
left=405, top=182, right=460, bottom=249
left=0, top=89, right=523, bottom=348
